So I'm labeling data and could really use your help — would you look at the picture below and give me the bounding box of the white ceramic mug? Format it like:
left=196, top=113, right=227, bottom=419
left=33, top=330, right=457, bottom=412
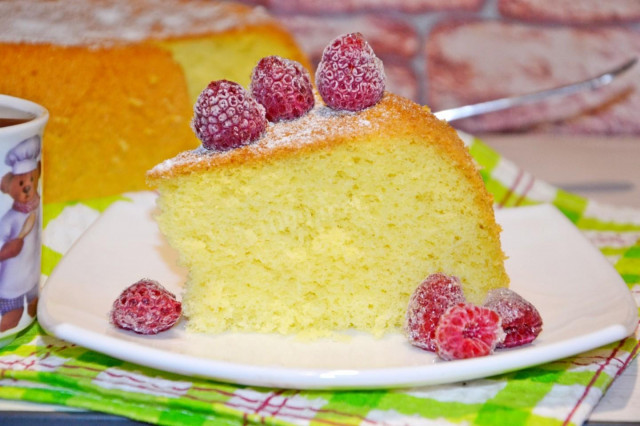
left=0, top=95, right=48, bottom=348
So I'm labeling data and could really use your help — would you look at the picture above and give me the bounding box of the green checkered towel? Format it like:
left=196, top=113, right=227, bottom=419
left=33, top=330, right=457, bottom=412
left=1, top=134, right=639, bottom=425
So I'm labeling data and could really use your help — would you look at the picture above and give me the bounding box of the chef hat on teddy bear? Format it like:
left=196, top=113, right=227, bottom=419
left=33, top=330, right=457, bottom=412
left=5, top=136, right=41, bottom=175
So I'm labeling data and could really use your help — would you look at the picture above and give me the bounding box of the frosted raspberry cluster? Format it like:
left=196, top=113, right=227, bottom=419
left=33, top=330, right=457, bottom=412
left=191, top=33, right=386, bottom=151
left=405, top=273, right=543, bottom=360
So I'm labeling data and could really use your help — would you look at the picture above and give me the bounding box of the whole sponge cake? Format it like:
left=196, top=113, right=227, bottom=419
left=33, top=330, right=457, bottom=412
left=147, top=92, right=509, bottom=337
left=0, top=0, right=308, bottom=203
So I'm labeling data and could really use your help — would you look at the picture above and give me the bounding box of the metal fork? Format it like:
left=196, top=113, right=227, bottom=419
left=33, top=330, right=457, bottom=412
left=433, top=57, right=638, bottom=122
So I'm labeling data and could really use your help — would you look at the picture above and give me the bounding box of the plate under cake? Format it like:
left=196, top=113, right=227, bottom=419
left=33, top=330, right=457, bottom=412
left=37, top=194, right=638, bottom=389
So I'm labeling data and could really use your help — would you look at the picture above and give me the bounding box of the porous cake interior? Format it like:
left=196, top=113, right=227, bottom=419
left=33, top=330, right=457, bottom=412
left=154, top=136, right=508, bottom=338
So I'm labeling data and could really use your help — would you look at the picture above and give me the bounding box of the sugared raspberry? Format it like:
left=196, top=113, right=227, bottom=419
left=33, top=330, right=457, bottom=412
left=315, top=32, right=385, bottom=111
left=484, top=288, right=543, bottom=348
left=435, top=303, right=505, bottom=361
left=191, top=80, right=267, bottom=151
left=110, top=279, right=182, bottom=335
left=405, top=273, right=466, bottom=352
left=250, top=56, right=315, bottom=122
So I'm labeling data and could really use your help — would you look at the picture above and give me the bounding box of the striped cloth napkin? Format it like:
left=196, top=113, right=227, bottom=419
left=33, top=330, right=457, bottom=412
left=1, top=134, right=639, bottom=425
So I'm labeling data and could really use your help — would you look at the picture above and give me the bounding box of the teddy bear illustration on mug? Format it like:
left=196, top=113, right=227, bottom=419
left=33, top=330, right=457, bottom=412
left=0, top=136, right=41, bottom=332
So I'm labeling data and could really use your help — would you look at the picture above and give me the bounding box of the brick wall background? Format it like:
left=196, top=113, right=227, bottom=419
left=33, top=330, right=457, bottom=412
left=240, top=0, right=640, bottom=135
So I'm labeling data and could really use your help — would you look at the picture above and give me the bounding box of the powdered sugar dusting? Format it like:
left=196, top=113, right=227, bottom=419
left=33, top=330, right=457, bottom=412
left=148, top=93, right=405, bottom=180
left=0, top=0, right=273, bottom=47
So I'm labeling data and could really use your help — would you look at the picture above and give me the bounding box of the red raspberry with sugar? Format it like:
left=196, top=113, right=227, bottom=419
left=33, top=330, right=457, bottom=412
left=484, top=288, right=543, bottom=348
left=250, top=56, right=315, bottom=122
left=110, top=279, right=182, bottom=335
left=315, top=32, right=385, bottom=111
left=405, top=273, right=466, bottom=352
left=435, top=302, right=505, bottom=361
left=192, top=80, right=267, bottom=151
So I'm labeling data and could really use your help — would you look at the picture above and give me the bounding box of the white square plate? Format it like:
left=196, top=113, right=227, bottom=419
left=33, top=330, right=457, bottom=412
left=38, top=193, right=638, bottom=389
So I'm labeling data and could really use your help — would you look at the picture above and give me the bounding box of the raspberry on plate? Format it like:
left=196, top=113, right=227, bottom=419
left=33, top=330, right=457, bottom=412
left=484, top=288, right=543, bottom=348
left=315, top=32, right=385, bottom=112
left=435, top=302, right=505, bottom=361
left=405, top=273, right=466, bottom=352
left=110, top=279, right=182, bottom=335
left=192, top=79, right=267, bottom=151
left=250, top=56, right=314, bottom=122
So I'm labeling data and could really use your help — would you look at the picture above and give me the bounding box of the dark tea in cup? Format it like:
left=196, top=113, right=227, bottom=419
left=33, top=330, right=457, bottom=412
left=0, top=105, right=35, bottom=128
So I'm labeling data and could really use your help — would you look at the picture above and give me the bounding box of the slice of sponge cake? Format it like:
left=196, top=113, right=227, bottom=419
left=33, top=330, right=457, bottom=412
left=147, top=93, right=509, bottom=338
